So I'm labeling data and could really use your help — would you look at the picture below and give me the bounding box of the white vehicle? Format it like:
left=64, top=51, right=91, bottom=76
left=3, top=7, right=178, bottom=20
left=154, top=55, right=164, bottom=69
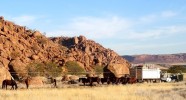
left=160, top=72, right=183, bottom=82
left=143, top=68, right=161, bottom=79
left=130, top=65, right=161, bottom=82
left=161, top=77, right=171, bottom=82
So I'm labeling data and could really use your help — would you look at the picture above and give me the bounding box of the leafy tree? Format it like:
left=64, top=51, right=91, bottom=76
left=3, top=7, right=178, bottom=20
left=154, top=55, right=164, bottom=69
left=27, top=62, right=45, bottom=77
left=65, top=61, right=85, bottom=75
left=94, top=65, right=104, bottom=74
left=44, top=62, right=62, bottom=77
left=26, top=61, right=62, bottom=77
left=167, top=65, right=186, bottom=73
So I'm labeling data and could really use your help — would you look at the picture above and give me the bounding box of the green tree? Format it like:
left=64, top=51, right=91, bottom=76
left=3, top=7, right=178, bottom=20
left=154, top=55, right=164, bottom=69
left=27, top=62, right=45, bottom=77
left=26, top=61, right=62, bottom=77
left=168, top=65, right=186, bottom=73
left=45, top=62, right=62, bottom=77
left=94, top=65, right=104, bottom=74
left=65, top=61, right=85, bottom=75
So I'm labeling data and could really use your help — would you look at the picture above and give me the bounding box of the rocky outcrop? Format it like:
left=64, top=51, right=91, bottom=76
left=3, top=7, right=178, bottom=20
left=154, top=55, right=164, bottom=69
left=32, top=31, right=42, bottom=37
left=0, top=16, right=68, bottom=79
left=123, top=53, right=186, bottom=64
left=62, top=75, right=79, bottom=81
left=28, top=77, right=44, bottom=86
left=0, top=62, right=12, bottom=83
left=0, top=16, right=130, bottom=79
left=51, top=36, right=131, bottom=76
left=107, top=63, right=130, bottom=78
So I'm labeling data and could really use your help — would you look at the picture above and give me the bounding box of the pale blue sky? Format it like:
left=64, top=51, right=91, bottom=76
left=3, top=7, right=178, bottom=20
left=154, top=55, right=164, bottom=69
left=1, top=0, right=186, bottom=55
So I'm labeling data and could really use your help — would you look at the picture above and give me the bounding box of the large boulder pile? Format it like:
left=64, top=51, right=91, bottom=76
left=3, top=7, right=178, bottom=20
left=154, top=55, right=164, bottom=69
left=0, top=16, right=130, bottom=79
left=0, top=16, right=67, bottom=79
left=51, top=36, right=131, bottom=77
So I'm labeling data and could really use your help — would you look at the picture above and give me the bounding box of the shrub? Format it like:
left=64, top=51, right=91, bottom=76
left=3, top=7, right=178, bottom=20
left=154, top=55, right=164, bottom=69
left=27, top=62, right=45, bottom=77
left=168, top=65, right=186, bottom=73
left=44, top=62, right=62, bottom=77
left=26, top=61, right=62, bottom=77
left=94, top=65, right=104, bottom=74
left=65, top=61, right=85, bottom=75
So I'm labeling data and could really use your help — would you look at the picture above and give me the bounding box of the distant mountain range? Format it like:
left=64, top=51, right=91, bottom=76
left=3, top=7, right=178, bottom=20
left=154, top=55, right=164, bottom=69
left=122, top=53, right=186, bottom=64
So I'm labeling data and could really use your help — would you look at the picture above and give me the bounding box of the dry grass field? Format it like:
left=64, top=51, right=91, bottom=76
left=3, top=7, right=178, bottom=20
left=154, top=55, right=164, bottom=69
left=0, top=81, right=186, bottom=100
left=0, top=73, right=185, bottom=100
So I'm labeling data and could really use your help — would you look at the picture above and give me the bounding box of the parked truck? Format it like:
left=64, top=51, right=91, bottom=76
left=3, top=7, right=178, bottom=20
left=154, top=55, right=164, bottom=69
left=130, top=65, right=161, bottom=83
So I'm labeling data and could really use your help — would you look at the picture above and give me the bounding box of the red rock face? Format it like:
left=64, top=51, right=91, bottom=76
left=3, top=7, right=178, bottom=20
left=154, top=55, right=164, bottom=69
left=0, top=16, right=130, bottom=78
left=0, top=65, right=12, bottom=83
left=51, top=36, right=130, bottom=72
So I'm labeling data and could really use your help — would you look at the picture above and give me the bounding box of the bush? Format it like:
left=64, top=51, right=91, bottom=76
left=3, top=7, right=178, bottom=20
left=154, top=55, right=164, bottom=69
left=167, top=65, right=186, bottom=73
left=94, top=65, right=104, bottom=74
left=26, top=62, right=45, bottom=77
left=65, top=61, right=85, bottom=75
left=45, top=62, right=62, bottom=77
left=26, top=61, right=62, bottom=77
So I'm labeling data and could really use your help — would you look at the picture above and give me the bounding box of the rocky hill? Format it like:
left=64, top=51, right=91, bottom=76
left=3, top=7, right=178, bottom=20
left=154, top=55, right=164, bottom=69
left=0, top=16, right=130, bottom=81
left=51, top=36, right=130, bottom=77
left=123, top=53, right=186, bottom=64
left=51, top=36, right=128, bottom=69
left=0, top=16, right=69, bottom=80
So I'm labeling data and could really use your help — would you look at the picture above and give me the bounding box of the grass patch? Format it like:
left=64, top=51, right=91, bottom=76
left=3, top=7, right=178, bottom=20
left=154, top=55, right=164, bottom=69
left=0, top=82, right=186, bottom=100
